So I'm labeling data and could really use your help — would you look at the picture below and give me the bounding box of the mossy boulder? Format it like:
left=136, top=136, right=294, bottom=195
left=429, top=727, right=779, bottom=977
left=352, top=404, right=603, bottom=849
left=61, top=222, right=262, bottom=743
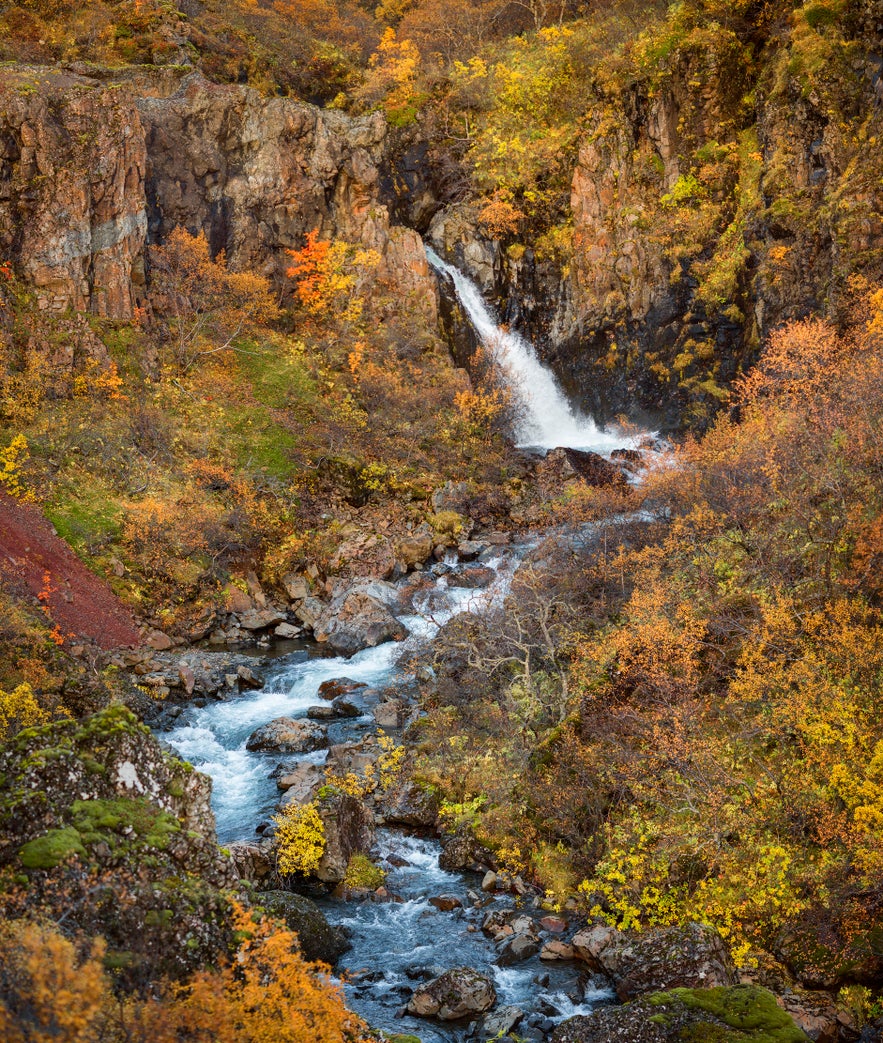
left=256, top=890, right=351, bottom=965
left=0, top=705, right=236, bottom=983
left=551, top=985, right=810, bottom=1043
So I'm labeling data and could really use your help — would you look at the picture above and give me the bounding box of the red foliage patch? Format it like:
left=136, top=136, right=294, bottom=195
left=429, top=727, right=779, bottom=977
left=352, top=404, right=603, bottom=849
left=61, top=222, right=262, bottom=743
left=0, top=492, right=139, bottom=649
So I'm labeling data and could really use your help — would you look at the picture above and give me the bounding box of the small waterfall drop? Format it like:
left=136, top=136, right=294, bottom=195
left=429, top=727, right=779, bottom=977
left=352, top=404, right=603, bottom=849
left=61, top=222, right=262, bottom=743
left=426, top=245, right=640, bottom=452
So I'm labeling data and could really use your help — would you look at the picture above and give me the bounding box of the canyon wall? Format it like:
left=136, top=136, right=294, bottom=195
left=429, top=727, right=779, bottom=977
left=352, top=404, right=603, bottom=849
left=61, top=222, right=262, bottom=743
left=0, top=66, right=436, bottom=324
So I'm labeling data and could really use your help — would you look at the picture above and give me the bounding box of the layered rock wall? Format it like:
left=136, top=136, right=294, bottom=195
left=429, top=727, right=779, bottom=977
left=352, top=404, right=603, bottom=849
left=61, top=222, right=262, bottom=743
left=0, top=67, right=436, bottom=323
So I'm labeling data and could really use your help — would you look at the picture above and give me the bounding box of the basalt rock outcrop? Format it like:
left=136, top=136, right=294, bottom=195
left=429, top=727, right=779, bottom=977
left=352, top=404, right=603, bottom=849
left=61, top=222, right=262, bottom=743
left=0, top=66, right=437, bottom=324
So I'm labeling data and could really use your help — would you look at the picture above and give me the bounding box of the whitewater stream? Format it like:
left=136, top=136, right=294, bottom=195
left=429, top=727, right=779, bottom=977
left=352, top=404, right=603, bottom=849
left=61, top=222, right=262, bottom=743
left=163, top=257, right=641, bottom=1040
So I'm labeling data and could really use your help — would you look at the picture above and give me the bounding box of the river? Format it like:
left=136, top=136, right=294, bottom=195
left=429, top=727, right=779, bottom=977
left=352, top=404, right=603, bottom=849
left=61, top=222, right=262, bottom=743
left=164, top=256, right=644, bottom=1041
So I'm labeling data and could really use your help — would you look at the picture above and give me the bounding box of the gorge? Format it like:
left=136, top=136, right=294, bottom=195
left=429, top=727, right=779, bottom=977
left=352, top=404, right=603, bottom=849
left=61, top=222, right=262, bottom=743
left=1, top=1, right=883, bottom=1042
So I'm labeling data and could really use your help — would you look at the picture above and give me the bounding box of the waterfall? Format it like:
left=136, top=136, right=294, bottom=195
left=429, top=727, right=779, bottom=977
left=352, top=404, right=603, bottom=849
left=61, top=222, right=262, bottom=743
left=426, top=246, right=640, bottom=452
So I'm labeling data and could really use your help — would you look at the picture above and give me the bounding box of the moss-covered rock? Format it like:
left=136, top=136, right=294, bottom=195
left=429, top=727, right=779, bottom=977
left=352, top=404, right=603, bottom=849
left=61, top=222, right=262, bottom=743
left=0, top=705, right=236, bottom=983
left=256, top=890, right=351, bottom=966
left=551, top=985, right=810, bottom=1043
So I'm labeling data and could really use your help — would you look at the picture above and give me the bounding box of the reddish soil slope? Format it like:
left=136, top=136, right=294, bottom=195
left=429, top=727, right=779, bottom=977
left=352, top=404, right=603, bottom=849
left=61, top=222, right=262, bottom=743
left=0, top=492, right=139, bottom=649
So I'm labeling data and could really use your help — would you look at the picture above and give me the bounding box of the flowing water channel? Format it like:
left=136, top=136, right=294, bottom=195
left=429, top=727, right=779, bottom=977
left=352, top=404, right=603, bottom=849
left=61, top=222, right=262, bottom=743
left=164, top=256, right=640, bottom=1040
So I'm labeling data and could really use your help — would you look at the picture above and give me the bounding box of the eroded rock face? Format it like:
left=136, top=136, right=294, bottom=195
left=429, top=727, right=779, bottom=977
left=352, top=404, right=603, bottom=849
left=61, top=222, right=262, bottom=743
left=0, top=705, right=235, bottom=980
left=571, top=923, right=737, bottom=1002
left=407, top=967, right=497, bottom=1020
left=314, top=792, right=376, bottom=885
left=313, top=584, right=408, bottom=656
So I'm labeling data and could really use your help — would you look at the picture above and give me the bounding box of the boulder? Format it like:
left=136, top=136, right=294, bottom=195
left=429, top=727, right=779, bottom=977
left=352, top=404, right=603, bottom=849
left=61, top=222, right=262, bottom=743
left=331, top=696, right=361, bottom=718
left=395, top=530, right=434, bottom=568
left=307, top=704, right=337, bottom=720
left=551, top=985, right=810, bottom=1043
left=313, top=585, right=408, bottom=656
left=294, top=596, right=326, bottom=630
left=282, top=573, right=311, bottom=601
left=246, top=717, right=328, bottom=754
left=236, top=665, right=263, bottom=689
left=274, top=622, right=302, bottom=639
left=438, top=832, right=493, bottom=872
left=407, top=967, right=497, bottom=1020
left=497, top=932, right=541, bottom=966
left=373, top=697, right=408, bottom=729
left=571, top=922, right=737, bottom=1001
left=447, top=566, right=496, bottom=589
left=314, top=793, right=376, bottom=885
left=276, top=762, right=325, bottom=804
left=538, top=447, right=628, bottom=490
left=541, top=940, right=576, bottom=961
left=381, top=782, right=440, bottom=828
left=429, top=894, right=463, bottom=911
left=257, top=890, right=351, bottom=965
left=483, top=1006, right=524, bottom=1039
left=238, top=608, right=287, bottom=631
left=228, top=839, right=275, bottom=884
left=457, top=540, right=486, bottom=561
left=319, top=678, right=368, bottom=701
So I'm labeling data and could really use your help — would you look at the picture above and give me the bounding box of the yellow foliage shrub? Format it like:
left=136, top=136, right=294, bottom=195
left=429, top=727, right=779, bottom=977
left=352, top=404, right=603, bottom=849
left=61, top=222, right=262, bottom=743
left=272, top=800, right=326, bottom=875
left=0, top=683, right=50, bottom=741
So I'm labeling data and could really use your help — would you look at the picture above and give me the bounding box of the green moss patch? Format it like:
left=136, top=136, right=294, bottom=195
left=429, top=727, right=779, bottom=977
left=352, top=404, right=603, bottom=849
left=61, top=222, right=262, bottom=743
left=648, top=986, right=809, bottom=1042
left=19, top=827, right=87, bottom=869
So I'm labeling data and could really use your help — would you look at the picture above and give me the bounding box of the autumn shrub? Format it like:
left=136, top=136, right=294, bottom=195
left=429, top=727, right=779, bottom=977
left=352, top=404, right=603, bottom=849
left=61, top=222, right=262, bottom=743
left=272, top=801, right=326, bottom=876
left=0, top=919, right=108, bottom=1043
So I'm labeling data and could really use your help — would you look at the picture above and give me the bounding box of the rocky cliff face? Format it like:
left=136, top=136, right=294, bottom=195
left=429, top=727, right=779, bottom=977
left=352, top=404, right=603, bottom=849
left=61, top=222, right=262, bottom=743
left=0, top=66, right=436, bottom=323
left=428, top=12, right=883, bottom=429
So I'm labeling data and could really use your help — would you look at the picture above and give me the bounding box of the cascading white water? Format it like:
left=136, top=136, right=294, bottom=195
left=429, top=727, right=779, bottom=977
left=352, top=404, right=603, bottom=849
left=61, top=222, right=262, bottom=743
left=426, top=245, right=642, bottom=452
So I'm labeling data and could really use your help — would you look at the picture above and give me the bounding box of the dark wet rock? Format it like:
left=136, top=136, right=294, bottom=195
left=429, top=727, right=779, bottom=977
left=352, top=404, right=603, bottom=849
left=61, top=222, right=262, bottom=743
left=571, top=922, right=737, bottom=1001
left=245, top=717, right=328, bottom=754
left=407, top=966, right=497, bottom=1020
left=439, top=832, right=493, bottom=872
left=381, top=782, right=440, bottom=828
left=497, top=932, right=542, bottom=966
left=550, top=985, right=810, bottom=1043
left=537, top=448, right=628, bottom=491
left=331, top=696, right=361, bottom=718
left=257, top=890, right=351, bottom=965
left=318, top=677, right=369, bottom=701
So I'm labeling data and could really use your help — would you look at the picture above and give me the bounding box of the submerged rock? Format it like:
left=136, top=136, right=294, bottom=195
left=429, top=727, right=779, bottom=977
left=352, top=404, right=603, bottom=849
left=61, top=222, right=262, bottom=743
left=551, top=985, right=809, bottom=1043
left=407, top=966, right=497, bottom=1020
